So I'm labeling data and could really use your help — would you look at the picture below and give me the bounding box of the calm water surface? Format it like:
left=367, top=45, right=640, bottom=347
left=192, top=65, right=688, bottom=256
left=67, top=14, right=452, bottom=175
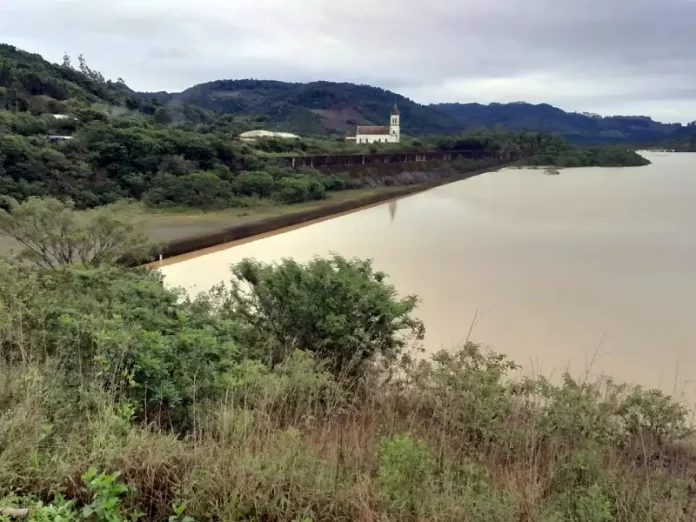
left=161, top=152, right=696, bottom=399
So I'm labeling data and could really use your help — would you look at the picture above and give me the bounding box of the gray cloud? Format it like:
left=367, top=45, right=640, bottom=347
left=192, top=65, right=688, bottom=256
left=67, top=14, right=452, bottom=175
left=1, top=0, right=694, bottom=121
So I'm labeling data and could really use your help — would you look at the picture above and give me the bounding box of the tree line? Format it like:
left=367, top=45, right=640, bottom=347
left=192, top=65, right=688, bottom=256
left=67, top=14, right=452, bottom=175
left=1, top=42, right=651, bottom=216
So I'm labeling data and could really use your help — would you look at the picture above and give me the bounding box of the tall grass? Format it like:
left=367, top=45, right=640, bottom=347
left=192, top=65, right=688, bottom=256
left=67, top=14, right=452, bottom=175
left=1, top=346, right=694, bottom=522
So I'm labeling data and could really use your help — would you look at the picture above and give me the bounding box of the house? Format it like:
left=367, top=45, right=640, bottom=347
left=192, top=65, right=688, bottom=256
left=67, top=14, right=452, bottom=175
left=351, top=104, right=401, bottom=144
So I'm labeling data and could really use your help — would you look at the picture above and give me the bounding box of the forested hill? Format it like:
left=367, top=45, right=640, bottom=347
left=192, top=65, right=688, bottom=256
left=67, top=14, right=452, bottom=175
left=2, top=39, right=691, bottom=143
left=0, top=44, right=135, bottom=112
left=659, top=122, right=696, bottom=151
left=142, top=80, right=692, bottom=143
left=433, top=102, right=683, bottom=144
left=138, top=80, right=465, bottom=136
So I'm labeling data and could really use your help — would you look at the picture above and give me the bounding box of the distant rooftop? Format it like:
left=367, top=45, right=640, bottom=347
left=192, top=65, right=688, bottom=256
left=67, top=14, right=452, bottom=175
left=239, top=130, right=300, bottom=139
left=357, top=126, right=390, bottom=135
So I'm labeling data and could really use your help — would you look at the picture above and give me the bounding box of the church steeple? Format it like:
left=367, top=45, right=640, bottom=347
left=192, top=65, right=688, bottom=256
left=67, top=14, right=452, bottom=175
left=390, top=103, right=400, bottom=142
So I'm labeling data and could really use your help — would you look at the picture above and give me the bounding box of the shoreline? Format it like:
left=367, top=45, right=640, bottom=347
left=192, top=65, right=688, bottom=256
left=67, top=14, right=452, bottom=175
left=142, top=162, right=513, bottom=267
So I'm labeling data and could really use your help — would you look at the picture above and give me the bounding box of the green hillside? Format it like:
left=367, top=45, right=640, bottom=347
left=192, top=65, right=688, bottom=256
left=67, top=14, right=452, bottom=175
left=139, top=79, right=465, bottom=136
left=0, top=44, right=136, bottom=112
left=433, top=102, right=683, bottom=144
left=0, top=41, right=665, bottom=213
left=660, top=122, right=696, bottom=151
left=141, top=81, right=690, bottom=144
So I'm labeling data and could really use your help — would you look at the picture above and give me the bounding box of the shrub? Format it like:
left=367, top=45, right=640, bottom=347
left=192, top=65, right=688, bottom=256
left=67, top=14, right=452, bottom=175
left=233, top=171, right=277, bottom=198
left=407, top=343, right=518, bottom=449
left=224, top=254, right=424, bottom=376
left=379, top=434, right=434, bottom=518
left=143, top=171, right=238, bottom=209
left=273, top=176, right=326, bottom=204
left=0, top=262, right=241, bottom=429
left=319, top=173, right=361, bottom=191
left=544, top=483, right=613, bottom=522
left=224, top=350, right=343, bottom=425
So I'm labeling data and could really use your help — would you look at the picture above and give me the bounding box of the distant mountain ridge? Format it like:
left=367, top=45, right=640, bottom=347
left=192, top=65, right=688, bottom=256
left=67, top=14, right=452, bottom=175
left=137, top=79, right=464, bottom=136
left=0, top=44, right=136, bottom=112
left=432, top=102, right=683, bottom=144
left=1, top=41, right=691, bottom=144
left=139, top=79, right=690, bottom=143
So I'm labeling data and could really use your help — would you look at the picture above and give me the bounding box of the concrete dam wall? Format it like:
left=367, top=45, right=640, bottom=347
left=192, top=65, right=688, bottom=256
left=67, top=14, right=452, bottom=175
left=287, top=149, right=513, bottom=169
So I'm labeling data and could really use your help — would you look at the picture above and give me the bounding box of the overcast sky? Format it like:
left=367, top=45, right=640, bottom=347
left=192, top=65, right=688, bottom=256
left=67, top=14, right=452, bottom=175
left=2, top=0, right=695, bottom=123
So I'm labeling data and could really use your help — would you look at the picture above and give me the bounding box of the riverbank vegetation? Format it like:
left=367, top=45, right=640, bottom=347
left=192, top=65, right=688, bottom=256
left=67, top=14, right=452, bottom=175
left=1, top=206, right=695, bottom=521
left=655, top=122, right=696, bottom=152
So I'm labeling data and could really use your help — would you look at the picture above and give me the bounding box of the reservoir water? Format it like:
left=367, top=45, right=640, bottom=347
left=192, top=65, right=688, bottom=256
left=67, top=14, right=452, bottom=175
left=160, top=152, right=696, bottom=400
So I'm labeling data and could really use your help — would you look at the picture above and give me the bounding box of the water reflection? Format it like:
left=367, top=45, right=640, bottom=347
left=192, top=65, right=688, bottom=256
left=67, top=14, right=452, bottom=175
left=388, top=199, right=398, bottom=223
left=161, top=153, right=696, bottom=401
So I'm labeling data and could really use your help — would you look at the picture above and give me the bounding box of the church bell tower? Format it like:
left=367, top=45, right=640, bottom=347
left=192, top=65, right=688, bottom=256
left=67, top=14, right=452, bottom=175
left=390, top=103, right=401, bottom=142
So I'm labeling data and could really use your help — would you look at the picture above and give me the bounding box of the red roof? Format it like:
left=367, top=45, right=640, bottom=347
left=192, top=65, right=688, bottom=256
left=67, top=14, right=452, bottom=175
left=357, top=126, right=390, bottom=135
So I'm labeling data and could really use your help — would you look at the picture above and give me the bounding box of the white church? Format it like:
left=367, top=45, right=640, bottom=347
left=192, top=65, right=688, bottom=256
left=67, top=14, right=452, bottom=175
left=347, top=104, right=401, bottom=144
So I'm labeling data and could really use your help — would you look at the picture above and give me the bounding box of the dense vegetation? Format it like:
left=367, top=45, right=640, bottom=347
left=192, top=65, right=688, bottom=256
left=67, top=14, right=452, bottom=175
left=0, top=102, right=368, bottom=210
left=1, top=223, right=694, bottom=520
left=433, top=130, right=650, bottom=167
left=0, top=41, right=657, bottom=219
left=0, top=44, right=132, bottom=111
left=657, top=121, right=696, bottom=151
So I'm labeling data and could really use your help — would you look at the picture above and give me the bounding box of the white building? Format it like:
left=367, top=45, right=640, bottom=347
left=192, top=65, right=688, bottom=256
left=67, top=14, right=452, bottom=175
left=351, top=104, right=401, bottom=144
left=238, top=130, right=301, bottom=142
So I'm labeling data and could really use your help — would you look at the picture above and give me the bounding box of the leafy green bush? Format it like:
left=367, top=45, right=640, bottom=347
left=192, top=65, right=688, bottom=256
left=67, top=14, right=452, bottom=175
left=0, top=262, right=240, bottom=429
left=223, top=254, right=424, bottom=376
left=143, top=171, right=240, bottom=209
left=379, top=434, right=434, bottom=517
left=233, top=171, right=277, bottom=198
left=319, top=173, right=361, bottom=191
left=224, top=350, right=343, bottom=426
left=273, top=175, right=326, bottom=204
left=407, top=343, right=518, bottom=449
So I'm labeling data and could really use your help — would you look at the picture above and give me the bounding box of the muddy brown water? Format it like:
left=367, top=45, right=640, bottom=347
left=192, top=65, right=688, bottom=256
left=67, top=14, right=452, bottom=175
left=160, top=152, right=696, bottom=401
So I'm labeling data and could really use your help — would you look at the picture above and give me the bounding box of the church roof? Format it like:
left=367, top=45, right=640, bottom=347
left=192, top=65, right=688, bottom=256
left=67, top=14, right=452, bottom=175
left=356, top=125, right=390, bottom=135
left=391, top=103, right=400, bottom=115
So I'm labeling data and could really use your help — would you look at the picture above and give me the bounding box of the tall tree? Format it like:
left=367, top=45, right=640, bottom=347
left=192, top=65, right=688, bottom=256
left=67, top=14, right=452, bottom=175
left=0, top=197, right=150, bottom=268
left=153, top=107, right=172, bottom=125
left=61, top=52, right=72, bottom=69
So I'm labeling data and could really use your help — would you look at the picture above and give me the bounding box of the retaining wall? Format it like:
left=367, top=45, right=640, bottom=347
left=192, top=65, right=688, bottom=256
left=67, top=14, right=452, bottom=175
left=288, top=149, right=507, bottom=169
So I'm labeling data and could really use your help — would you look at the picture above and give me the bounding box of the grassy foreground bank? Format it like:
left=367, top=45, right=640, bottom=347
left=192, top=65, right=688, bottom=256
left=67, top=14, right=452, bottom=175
left=1, top=254, right=695, bottom=522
